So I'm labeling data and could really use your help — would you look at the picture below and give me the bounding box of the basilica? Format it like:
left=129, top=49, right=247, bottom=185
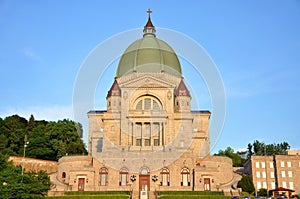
left=51, top=11, right=236, bottom=197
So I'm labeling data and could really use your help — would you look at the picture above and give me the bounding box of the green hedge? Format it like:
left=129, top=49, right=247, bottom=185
left=159, top=196, right=232, bottom=199
left=64, top=191, right=130, bottom=195
left=47, top=196, right=129, bottom=199
left=157, top=191, right=224, bottom=196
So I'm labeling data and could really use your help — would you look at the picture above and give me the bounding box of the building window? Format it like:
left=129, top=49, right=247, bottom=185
left=119, top=168, right=128, bottom=186
left=287, top=161, right=292, bottom=167
left=160, top=168, right=170, bottom=186
left=135, top=96, right=162, bottom=110
left=62, top=172, right=66, bottom=179
left=154, top=139, right=159, bottom=146
left=261, top=162, right=265, bottom=168
left=270, top=162, right=274, bottom=168
left=281, top=171, right=286, bottom=178
left=111, top=125, right=115, bottom=131
left=136, top=139, right=142, bottom=146
left=180, top=140, right=184, bottom=148
left=99, top=167, right=108, bottom=186
left=263, top=181, right=267, bottom=189
left=256, top=162, right=260, bottom=168
left=256, top=171, right=261, bottom=178
left=289, top=182, right=294, bottom=189
left=281, top=161, right=285, bottom=167
left=257, top=181, right=261, bottom=189
left=271, top=182, right=276, bottom=189
left=262, top=171, right=266, bottom=178
left=145, top=139, right=150, bottom=146
left=270, top=172, right=275, bottom=178
left=288, top=171, right=293, bottom=178
left=181, top=167, right=190, bottom=186
left=282, top=181, right=287, bottom=188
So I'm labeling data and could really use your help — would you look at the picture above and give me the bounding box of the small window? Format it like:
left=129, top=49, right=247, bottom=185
left=271, top=182, right=276, bottom=189
left=160, top=168, right=170, bottom=186
left=262, top=171, right=266, bottom=178
left=263, top=181, right=267, bottom=189
left=256, top=171, right=261, bottom=178
left=154, top=139, right=159, bottom=146
left=62, top=172, right=66, bottom=178
left=270, top=162, right=274, bottom=168
left=288, top=171, right=293, bottom=178
left=180, top=140, right=184, bottom=148
left=136, top=139, right=142, bottom=146
left=257, top=181, right=261, bottom=189
left=99, top=168, right=108, bottom=186
left=144, top=98, right=151, bottom=110
left=289, top=182, right=294, bottom=189
left=119, top=168, right=128, bottom=186
left=282, top=181, right=287, bottom=188
left=136, top=100, right=142, bottom=110
left=145, top=139, right=150, bottom=146
left=282, top=171, right=286, bottom=178
left=181, top=167, right=190, bottom=186
left=281, top=161, right=285, bottom=167
left=261, top=162, right=265, bottom=168
left=287, top=161, right=292, bottom=167
left=270, top=172, right=275, bottom=178
left=256, top=162, right=260, bottom=168
left=111, top=125, right=115, bottom=131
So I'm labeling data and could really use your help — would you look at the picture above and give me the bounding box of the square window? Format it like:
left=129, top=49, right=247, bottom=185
left=136, top=139, right=141, bottom=146
left=282, top=181, right=287, bottom=188
left=145, top=139, right=150, bottom=146
left=256, top=162, right=260, bottom=168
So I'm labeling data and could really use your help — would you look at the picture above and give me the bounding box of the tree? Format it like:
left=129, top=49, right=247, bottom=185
left=246, top=140, right=291, bottom=157
left=0, top=154, right=50, bottom=198
left=237, top=175, right=255, bottom=194
left=27, top=114, right=36, bottom=132
left=214, top=147, right=246, bottom=167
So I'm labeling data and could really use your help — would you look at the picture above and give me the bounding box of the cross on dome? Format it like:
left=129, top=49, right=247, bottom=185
left=143, top=8, right=156, bottom=36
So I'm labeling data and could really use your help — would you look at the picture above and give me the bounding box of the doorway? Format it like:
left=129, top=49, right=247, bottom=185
left=78, top=178, right=85, bottom=191
left=204, top=178, right=211, bottom=191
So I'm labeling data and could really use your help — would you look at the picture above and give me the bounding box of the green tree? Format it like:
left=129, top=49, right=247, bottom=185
left=214, top=147, right=246, bottom=167
left=237, top=175, right=255, bottom=194
left=0, top=154, right=50, bottom=198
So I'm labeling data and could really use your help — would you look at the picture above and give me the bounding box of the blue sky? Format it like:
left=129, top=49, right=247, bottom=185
left=1, top=1, right=300, bottom=153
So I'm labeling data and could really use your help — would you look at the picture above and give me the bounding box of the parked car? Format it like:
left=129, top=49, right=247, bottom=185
left=254, top=196, right=261, bottom=199
left=231, top=197, right=240, bottom=199
left=242, top=196, right=250, bottom=199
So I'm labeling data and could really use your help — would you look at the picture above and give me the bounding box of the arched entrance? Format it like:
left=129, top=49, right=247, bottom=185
left=139, top=167, right=150, bottom=191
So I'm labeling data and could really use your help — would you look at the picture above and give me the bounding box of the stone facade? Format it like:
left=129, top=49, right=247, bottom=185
left=50, top=12, right=236, bottom=197
left=244, top=153, right=300, bottom=194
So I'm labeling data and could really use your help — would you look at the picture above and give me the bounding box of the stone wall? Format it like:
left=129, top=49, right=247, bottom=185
left=8, top=156, right=58, bottom=174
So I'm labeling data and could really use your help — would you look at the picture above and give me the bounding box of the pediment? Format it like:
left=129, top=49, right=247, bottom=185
left=119, top=74, right=177, bottom=88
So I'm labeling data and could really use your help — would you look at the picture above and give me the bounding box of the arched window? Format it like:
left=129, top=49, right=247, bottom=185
left=140, top=167, right=150, bottom=175
left=160, top=168, right=170, bottom=186
left=62, top=172, right=66, bottom=178
left=99, top=167, right=108, bottom=186
left=181, top=167, right=190, bottom=186
left=119, top=167, right=128, bottom=186
left=135, top=95, right=162, bottom=110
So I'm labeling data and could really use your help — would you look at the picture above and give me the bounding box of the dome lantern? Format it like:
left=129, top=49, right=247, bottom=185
left=143, top=9, right=156, bottom=36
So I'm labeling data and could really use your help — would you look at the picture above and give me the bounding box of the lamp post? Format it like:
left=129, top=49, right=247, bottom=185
left=21, top=135, right=29, bottom=178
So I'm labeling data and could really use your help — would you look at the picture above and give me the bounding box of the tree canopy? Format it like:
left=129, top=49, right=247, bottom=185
left=0, top=154, right=50, bottom=198
left=0, top=114, right=87, bottom=161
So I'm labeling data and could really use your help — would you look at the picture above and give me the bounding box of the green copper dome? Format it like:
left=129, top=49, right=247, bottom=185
left=116, top=14, right=182, bottom=78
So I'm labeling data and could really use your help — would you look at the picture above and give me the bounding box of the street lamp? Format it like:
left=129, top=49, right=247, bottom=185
left=21, top=135, right=29, bottom=177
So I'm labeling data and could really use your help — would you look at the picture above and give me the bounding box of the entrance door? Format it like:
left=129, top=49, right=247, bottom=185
left=204, top=178, right=211, bottom=191
left=78, top=178, right=85, bottom=191
left=139, top=175, right=150, bottom=191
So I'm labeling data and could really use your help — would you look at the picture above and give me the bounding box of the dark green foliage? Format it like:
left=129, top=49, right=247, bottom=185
left=247, top=140, right=290, bottom=158
left=0, top=114, right=87, bottom=161
left=214, top=147, right=246, bottom=167
left=258, top=188, right=267, bottom=196
left=0, top=154, right=50, bottom=199
left=237, top=175, right=255, bottom=194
